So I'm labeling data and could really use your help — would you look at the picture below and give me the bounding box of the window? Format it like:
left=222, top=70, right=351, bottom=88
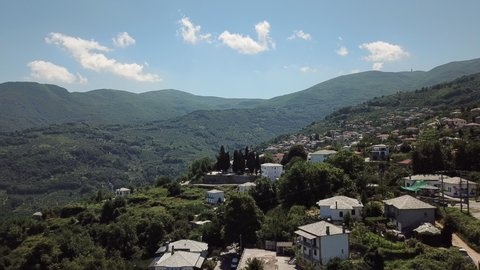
left=351, top=209, right=355, bottom=215
left=314, top=249, right=317, bottom=255
left=339, top=211, right=343, bottom=218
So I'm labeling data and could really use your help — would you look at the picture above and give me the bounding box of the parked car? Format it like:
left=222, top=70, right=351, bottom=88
left=231, top=258, right=239, bottom=269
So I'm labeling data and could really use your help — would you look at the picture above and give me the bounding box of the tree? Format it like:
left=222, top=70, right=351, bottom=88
left=257, top=207, right=289, bottom=242
left=216, top=146, right=230, bottom=172
left=364, top=249, right=384, bottom=270
left=223, top=193, right=264, bottom=246
left=188, top=157, right=215, bottom=180
left=244, top=258, right=265, bottom=270
left=246, top=151, right=256, bottom=174
left=155, top=176, right=171, bottom=187
left=281, top=145, right=307, bottom=165
left=327, top=151, right=365, bottom=178
left=412, top=141, right=445, bottom=174
left=167, top=181, right=182, bottom=196
left=278, top=161, right=345, bottom=207
left=250, top=177, right=277, bottom=212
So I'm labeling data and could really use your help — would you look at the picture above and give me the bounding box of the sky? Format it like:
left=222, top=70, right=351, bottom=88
left=1, top=0, right=480, bottom=98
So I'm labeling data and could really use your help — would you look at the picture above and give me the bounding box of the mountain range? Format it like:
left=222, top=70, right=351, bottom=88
left=2, top=58, right=480, bottom=133
left=1, top=57, right=480, bottom=217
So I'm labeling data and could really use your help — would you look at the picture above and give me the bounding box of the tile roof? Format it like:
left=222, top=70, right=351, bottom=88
left=297, top=221, right=348, bottom=237
left=169, top=239, right=208, bottom=253
left=311, top=150, right=337, bottom=155
left=403, top=174, right=447, bottom=181
left=442, top=177, right=477, bottom=186
left=317, top=196, right=363, bottom=210
left=383, top=195, right=435, bottom=210
left=150, top=251, right=205, bottom=268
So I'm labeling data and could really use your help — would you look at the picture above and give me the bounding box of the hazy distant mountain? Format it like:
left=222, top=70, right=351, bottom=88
left=2, top=58, right=480, bottom=132
left=0, top=82, right=264, bottom=131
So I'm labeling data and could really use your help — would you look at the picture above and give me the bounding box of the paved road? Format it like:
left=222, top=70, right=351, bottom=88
left=452, top=233, right=480, bottom=269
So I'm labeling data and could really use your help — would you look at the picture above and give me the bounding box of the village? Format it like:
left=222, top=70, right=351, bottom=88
left=123, top=104, right=480, bottom=270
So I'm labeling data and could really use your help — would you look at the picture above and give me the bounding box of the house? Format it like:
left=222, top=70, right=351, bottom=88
left=295, top=221, right=349, bottom=265
left=238, top=182, right=256, bottom=193
left=309, top=150, right=337, bottom=163
left=444, top=118, right=467, bottom=128
left=150, top=240, right=208, bottom=270
left=206, top=189, right=224, bottom=204
left=442, top=177, right=477, bottom=198
left=261, top=163, right=283, bottom=181
left=403, top=174, right=447, bottom=188
left=383, top=195, right=436, bottom=233
left=316, top=196, right=363, bottom=223
left=115, top=187, right=131, bottom=197
left=370, top=144, right=389, bottom=161
left=32, top=212, right=43, bottom=220
left=475, top=116, right=480, bottom=124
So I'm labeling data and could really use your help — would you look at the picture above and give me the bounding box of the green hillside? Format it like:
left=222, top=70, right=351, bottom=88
left=2, top=58, right=480, bottom=218
left=0, top=82, right=264, bottom=131
left=303, top=73, right=480, bottom=135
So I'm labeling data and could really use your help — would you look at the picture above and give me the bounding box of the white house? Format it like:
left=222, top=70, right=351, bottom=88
left=317, top=196, right=363, bottom=223
left=442, top=177, right=477, bottom=198
left=115, top=187, right=131, bottom=197
left=150, top=239, right=208, bottom=270
left=206, top=189, right=224, bottom=204
left=403, top=174, right=447, bottom=188
left=261, top=163, right=283, bottom=181
left=383, top=195, right=436, bottom=233
left=371, top=144, right=389, bottom=161
left=309, top=150, right=337, bottom=163
left=238, top=182, right=256, bottom=193
left=295, top=221, right=349, bottom=265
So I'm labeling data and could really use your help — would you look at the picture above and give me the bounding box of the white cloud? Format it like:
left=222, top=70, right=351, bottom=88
left=178, top=17, right=211, bottom=44
left=372, top=62, right=384, bottom=71
left=299, top=66, right=318, bottom=73
left=27, top=60, right=87, bottom=84
left=287, top=30, right=312, bottom=41
left=113, top=32, right=136, bottom=48
left=218, top=21, right=275, bottom=54
left=46, top=32, right=160, bottom=82
left=359, top=41, right=409, bottom=62
left=359, top=41, right=409, bottom=70
left=336, top=46, right=349, bottom=56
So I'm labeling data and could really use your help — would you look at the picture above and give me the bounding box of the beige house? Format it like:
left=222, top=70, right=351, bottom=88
left=295, top=221, right=349, bottom=265
left=309, top=150, right=337, bottom=163
left=316, top=196, right=363, bottom=223
left=115, top=187, right=131, bottom=197
left=206, top=189, right=224, bottom=204
left=238, top=182, right=256, bottom=193
left=443, top=177, right=477, bottom=198
left=383, top=195, right=436, bottom=233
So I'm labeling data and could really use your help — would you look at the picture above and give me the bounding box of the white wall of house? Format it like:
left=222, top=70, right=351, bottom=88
left=385, top=206, right=435, bottom=232
left=444, top=183, right=476, bottom=197
left=261, top=163, right=283, bottom=181
left=320, top=234, right=349, bottom=263
left=320, top=206, right=363, bottom=222
left=310, top=153, right=336, bottom=163
left=206, top=191, right=224, bottom=204
left=238, top=183, right=256, bottom=193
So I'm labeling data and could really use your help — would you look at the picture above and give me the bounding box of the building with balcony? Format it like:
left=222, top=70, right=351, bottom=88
left=294, top=221, right=349, bottom=265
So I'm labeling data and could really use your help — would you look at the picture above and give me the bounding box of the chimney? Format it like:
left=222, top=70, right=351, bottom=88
left=171, top=245, right=175, bottom=255
left=335, top=201, right=338, bottom=209
left=326, top=226, right=330, bottom=235
left=342, top=223, right=346, bottom=234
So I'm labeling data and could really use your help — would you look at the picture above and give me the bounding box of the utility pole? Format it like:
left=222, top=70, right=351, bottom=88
left=460, top=177, right=463, bottom=213
left=441, top=174, right=445, bottom=209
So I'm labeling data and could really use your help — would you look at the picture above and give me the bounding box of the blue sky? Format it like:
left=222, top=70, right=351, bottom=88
left=1, top=0, right=479, bottom=98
